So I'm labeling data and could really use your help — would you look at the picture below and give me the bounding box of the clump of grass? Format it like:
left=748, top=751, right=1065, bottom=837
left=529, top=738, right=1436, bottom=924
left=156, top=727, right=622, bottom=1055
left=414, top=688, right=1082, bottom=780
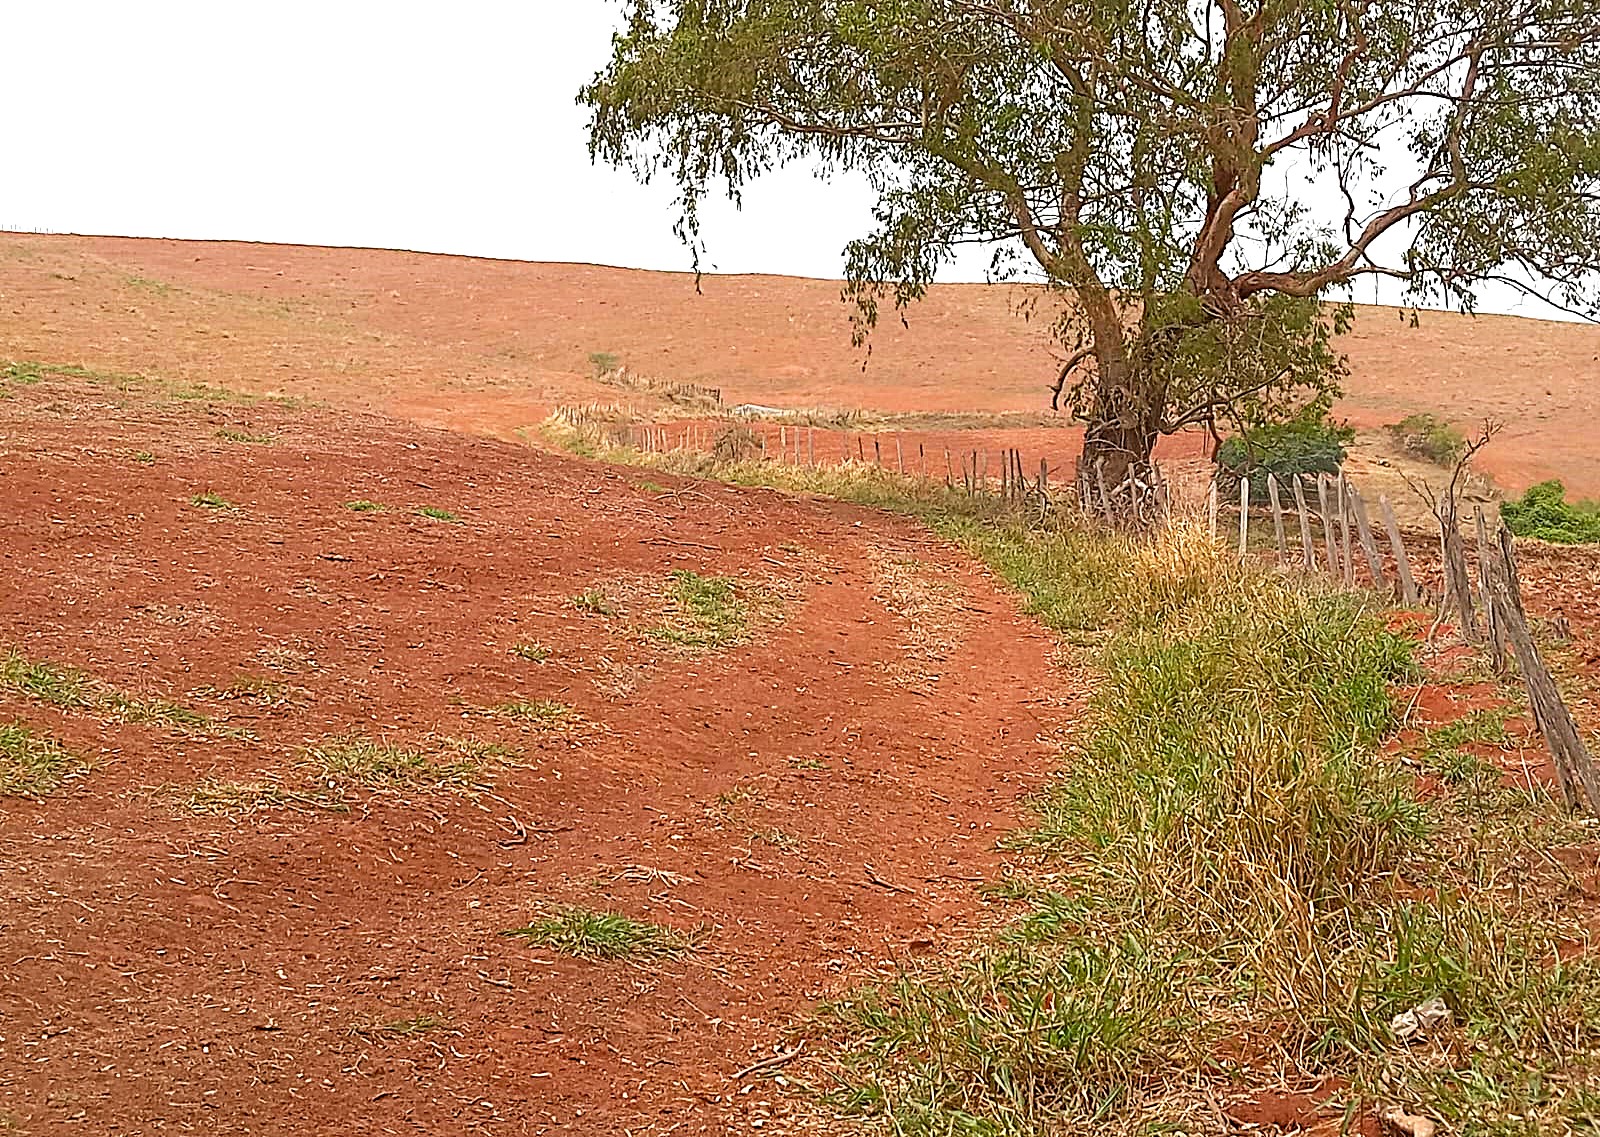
left=349, top=1013, right=447, bottom=1039
left=306, top=735, right=503, bottom=794
left=571, top=587, right=617, bottom=616
left=414, top=506, right=459, bottom=523
left=510, top=640, right=551, bottom=663
left=343, top=499, right=385, bottom=513
left=1416, top=708, right=1509, bottom=784
left=1, top=361, right=45, bottom=386
left=2, top=648, right=211, bottom=731
left=0, top=651, right=92, bottom=708
left=503, top=907, right=693, bottom=960
left=1389, top=412, right=1468, bottom=465
left=132, top=450, right=155, bottom=465
left=495, top=698, right=571, bottom=726
left=124, top=274, right=171, bottom=295
left=0, top=721, right=88, bottom=796
left=1501, top=480, right=1600, bottom=544
left=648, top=570, right=750, bottom=649
left=589, top=350, right=621, bottom=377
left=215, top=428, right=275, bottom=444
left=190, top=491, right=237, bottom=512
left=177, top=777, right=292, bottom=815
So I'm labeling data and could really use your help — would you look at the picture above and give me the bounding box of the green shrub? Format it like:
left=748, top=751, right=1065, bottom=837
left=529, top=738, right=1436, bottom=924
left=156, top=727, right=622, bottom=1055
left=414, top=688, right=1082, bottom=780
left=1218, top=413, right=1353, bottom=501
left=1388, top=413, right=1467, bottom=465
left=1500, top=480, right=1600, bottom=544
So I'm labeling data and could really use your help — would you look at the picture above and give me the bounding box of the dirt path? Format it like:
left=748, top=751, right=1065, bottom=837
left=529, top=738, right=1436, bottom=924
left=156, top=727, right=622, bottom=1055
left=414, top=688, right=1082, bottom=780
left=0, top=378, right=1064, bottom=1135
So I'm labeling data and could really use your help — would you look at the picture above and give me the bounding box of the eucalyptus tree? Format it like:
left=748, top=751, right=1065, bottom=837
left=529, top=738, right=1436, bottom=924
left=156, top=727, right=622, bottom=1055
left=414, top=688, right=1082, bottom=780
left=583, top=0, right=1600, bottom=482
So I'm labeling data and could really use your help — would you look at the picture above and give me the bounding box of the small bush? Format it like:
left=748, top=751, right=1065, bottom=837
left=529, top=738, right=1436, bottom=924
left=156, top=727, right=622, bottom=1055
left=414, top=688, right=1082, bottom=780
left=589, top=351, right=621, bottom=377
left=1500, top=480, right=1600, bottom=544
left=1388, top=413, right=1467, bottom=465
left=1218, top=414, right=1353, bottom=502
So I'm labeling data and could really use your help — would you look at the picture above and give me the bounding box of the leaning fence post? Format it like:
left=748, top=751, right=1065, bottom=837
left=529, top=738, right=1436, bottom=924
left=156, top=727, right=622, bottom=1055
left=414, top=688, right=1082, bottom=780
left=1349, top=486, right=1389, bottom=590
left=1378, top=495, right=1419, bottom=607
left=1337, top=474, right=1356, bottom=587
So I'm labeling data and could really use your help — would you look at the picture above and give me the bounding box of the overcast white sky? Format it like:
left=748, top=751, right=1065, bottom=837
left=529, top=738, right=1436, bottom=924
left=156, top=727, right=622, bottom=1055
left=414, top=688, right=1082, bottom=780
left=5, top=2, right=1579, bottom=319
left=8, top=2, right=909, bottom=277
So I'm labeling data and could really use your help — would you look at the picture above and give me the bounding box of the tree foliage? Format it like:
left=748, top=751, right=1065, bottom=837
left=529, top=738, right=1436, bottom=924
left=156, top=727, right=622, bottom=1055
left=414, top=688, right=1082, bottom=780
left=582, top=0, right=1600, bottom=478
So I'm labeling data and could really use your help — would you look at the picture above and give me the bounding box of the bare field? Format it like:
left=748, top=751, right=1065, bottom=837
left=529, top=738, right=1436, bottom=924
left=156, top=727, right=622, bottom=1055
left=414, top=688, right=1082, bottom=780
left=2, top=233, right=1596, bottom=495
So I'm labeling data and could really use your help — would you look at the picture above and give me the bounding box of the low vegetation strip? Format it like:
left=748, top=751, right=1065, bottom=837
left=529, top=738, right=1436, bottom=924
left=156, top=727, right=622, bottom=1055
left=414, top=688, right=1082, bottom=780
left=815, top=524, right=1599, bottom=1135
left=541, top=421, right=1600, bottom=1134
left=504, top=907, right=696, bottom=961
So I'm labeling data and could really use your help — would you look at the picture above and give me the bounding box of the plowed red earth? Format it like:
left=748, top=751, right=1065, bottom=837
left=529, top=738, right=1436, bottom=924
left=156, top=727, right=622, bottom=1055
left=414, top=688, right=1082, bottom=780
left=0, top=378, right=1063, bottom=1135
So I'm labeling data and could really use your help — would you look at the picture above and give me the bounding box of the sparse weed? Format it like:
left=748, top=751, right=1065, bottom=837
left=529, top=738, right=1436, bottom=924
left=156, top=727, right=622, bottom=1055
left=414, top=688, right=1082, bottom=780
left=176, top=777, right=294, bottom=816
left=306, top=735, right=504, bottom=795
left=647, top=570, right=749, bottom=649
left=495, top=698, right=571, bottom=726
left=414, top=506, right=459, bottom=523
left=2, top=649, right=211, bottom=731
left=571, top=587, right=617, bottom=616
left=503, top=907, right=694, bottom=960
left=510, top=640, right=551, bottom=663
left=0, top=721, right=87, bottom=796
left=215, top=428, right=275, bottom=444
left=349, top=1013, right=447, bottom=1039
left=190, top=491, right=237, bottom=512
left=0, top=651, right=93, bottom=708
left=343, top=499, right=385, bottom=513
left=124, top=274, right=171, bottom=295
left=132, top=450, right=155, bottom=465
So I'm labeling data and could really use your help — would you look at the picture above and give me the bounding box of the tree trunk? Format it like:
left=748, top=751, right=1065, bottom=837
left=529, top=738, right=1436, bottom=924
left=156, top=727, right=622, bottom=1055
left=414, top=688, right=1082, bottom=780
left=1078, top=351, right=1162, bottom=493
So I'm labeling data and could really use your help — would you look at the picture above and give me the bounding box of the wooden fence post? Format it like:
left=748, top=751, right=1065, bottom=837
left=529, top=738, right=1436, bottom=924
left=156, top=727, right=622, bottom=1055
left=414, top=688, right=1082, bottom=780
left=1316, top=475, right=1341, bottom=578
left=1291, top=477, right=1318, bottom=570
left=1476, top=506, right=1507, bottom=672
left=1238, top=477, right=1250, bottom=556
left=1098, top=460, right=1114, bottom=524
left=1378, top=496, right=1419, bottom=607
left=944, top=447, right=953, bottom=487
left=1208, top=477, right=1219, bottom=539
left=1489, top=527, right=1600, bottom=812
left=1338, top=474, right=1356, bottom=587
left=1440, top=511, right=1480, bottom=642
left=895, top=434, right=905, bottom=475
left=1266, top=473, right=1287, bottom=559
left=1349, top=486, right=1388, bottom=590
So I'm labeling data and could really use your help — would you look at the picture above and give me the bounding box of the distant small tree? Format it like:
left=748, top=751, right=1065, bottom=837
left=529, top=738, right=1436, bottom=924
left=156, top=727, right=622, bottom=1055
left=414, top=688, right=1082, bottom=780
left=582, top=1, right=1600, bottom=485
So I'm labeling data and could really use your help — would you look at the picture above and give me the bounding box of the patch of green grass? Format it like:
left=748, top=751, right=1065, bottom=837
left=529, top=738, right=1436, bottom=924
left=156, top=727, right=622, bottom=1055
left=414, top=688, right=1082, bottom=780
left=0, top=721, right=88, bottom=796
left=1416, top=708, right=1509, bottom=784
left=214, top=428, right=275, bottom=444
left=414, top=506, right=459, bottom=523
left=1, top=361, right=45, bottom=386
left=571, top=587, right=617, bottom=616
left=1388, top=412, right=1468, bottom=465
left=177, top=777, right=292, bottom=815
left=647, top=570, right=750, bottom=649
left=494, top=699, right=572, bottom=727
left=2, top=648, right=213, bottom=733
left=190, top=491, right=237, bottom=512
left=510, top=640, right=551, bottom=663
left=343, top=499, right=385, bottom=513
left=0, top=651, right=93, bottom=707
left=305, top=735, right=505, bottom=795
left=503, top=907, right=693, bottom=960
left=132, top=450, right=155, bottom=465
left=1501, top=480, right=1600, bottom=544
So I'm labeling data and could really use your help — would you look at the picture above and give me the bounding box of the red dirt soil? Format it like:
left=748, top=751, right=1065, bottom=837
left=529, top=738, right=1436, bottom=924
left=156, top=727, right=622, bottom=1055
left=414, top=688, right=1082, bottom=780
left=0, top=377, right=1065, bottom=1135
left=2, top=233, right=1597, bottom=496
